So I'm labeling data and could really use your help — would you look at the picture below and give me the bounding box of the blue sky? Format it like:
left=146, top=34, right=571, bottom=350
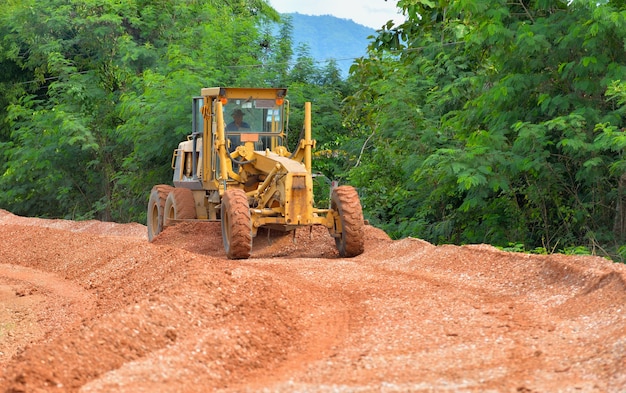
left=267, top=0, right=404, bottom=29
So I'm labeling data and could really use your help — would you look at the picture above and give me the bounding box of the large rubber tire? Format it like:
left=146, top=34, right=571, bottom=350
left=147, top=185, right=174, bottom=241
left=331, top=185, right=365, bottom=257
left=221, top=188, right=252, bottom=259
left=164, top=188, right=197, bottom=226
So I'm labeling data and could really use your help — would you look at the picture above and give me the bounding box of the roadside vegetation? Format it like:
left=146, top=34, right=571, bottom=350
left=1, top=0, right=625, bottom=260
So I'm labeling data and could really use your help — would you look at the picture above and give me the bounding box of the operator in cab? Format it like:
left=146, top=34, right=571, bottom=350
left=226, top=109, right=250, bottom=131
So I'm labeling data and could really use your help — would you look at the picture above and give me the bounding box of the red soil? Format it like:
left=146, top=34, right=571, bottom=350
left=0, top=209, right=624, bottom=392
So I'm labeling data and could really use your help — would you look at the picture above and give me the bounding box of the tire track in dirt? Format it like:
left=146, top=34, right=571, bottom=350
left=0, top=264, right=96, bottom=306
left=0, top=211, right=625, bottom=392
left=221, top=259, right=359, bottom=392
left=222, top=239, right=626, bottom=392
left=0, top=264, right=96, bottom=365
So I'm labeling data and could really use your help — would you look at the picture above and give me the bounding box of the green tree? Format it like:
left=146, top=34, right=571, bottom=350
left=259, top=14, right=294, bottom=86
left=345, top=0, right=626, bottom=258
left=0, top=0, right=280, bottom=221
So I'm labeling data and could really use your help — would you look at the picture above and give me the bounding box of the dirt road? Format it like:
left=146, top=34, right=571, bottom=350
left=0, top=209, right=624, bottom=392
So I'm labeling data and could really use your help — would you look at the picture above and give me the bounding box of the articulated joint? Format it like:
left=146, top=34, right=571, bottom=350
left=255, top=164, right=281, bottom=207
left=299, top=139, right=316, bottom=149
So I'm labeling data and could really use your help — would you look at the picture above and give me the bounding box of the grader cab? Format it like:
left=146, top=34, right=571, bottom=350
left=147, top=87, right=364, bottom=259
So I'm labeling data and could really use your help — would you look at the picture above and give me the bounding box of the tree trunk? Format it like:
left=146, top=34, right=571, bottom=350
left=613, top=173, right=626, bottom=242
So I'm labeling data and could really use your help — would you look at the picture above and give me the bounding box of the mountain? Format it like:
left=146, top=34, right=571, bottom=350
left=283, top=13, right=377, bottom=77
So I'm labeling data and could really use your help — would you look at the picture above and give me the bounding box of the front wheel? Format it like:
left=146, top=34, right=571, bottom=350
left=164, top=188, right=197, bottom=225
left=331, top=186, right=365, bottom=257
left=147, top=185, right=174, bottom=241
left=221, top=188, right=252, bottom=259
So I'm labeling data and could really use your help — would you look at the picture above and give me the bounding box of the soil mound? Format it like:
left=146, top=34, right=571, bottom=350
left=0, top=211, right=624, bottom=392
left=0, top=209, right=147, bottom=238
left=152, top=221, right=391, bottom=259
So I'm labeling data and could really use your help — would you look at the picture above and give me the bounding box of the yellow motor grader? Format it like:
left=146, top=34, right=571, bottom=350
left=147, top=87, right=364, bottom=259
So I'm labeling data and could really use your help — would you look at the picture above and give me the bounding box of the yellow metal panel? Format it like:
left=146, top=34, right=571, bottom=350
left=251, top=151, right=307, bottom=174
left=201, top=87, right=287, bottom=100
left=200, top=87, right=222, bottom=97
left=284, top=174, right=313, bottom=225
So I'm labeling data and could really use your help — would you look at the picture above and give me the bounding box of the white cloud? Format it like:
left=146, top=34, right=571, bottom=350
left=268, top=0, right=404, bottom=29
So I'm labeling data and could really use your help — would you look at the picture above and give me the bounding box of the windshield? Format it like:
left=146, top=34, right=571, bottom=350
left=223, top=99, right=283, bottom=134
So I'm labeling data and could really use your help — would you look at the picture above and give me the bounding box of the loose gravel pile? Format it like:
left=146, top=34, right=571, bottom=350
left=0, top=209, right=624, bottom=392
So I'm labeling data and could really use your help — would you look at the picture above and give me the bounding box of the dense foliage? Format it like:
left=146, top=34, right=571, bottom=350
left=0, top=0, right=346, bottom=222
left=343, top=0, right=626, bottom=260
left=1, top=0, right=625, bottom=260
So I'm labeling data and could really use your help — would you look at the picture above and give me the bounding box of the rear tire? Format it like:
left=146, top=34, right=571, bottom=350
left=164, top=188, right=197, bottom=225
left=221, top=188, right=252, bottom=259
left=331, top=186, right=365, bottom=257
left=147, top=185, right=174, bottom=241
